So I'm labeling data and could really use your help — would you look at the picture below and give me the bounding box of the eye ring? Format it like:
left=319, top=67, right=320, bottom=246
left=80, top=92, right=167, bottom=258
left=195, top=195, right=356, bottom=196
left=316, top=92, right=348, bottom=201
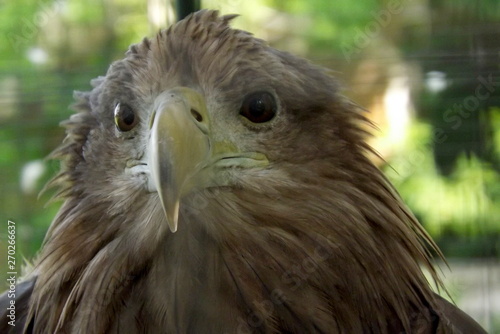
left=239, top=92, right=277, bottom=124
left=114, top=102, right=138, bottom=132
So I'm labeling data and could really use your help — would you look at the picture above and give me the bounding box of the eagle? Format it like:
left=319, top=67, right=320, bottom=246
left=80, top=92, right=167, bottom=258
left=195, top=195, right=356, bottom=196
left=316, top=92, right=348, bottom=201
left=0, top=10, right=486, bottom=334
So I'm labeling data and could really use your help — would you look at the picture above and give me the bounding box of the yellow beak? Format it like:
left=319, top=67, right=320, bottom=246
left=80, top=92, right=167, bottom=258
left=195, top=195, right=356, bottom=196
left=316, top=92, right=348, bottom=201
left=148, top=88, right=210, bottom=233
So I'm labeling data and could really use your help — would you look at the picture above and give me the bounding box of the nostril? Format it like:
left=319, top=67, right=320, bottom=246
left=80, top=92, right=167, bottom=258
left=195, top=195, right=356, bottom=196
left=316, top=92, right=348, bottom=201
left=191, top=108, right=203, bottom=122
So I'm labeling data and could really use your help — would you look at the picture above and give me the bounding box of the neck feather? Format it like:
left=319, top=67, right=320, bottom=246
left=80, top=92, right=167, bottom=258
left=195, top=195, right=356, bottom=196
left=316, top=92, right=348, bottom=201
left=28, top=162, right=442, bottom=333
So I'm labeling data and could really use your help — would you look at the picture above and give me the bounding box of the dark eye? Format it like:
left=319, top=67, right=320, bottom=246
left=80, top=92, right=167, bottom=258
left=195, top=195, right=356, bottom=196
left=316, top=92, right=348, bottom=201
left=114, top=102, right=138, bottom=132
left=240, top=92, right=277, bottom=123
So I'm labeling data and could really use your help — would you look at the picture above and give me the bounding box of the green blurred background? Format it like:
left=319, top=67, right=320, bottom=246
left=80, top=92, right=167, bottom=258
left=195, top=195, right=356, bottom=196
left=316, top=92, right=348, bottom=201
left=0, top=0, right=499, bottom=331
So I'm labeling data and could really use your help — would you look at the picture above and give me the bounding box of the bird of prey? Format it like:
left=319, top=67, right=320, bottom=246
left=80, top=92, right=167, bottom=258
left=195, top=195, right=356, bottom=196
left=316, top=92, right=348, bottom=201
left=0, top=10, right=487, bottom=334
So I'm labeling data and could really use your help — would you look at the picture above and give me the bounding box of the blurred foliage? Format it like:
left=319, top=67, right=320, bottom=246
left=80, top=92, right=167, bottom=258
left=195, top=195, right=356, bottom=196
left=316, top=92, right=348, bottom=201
left=383, top=110, right=500, bottom=256
left=269, top=0, right=379, bottom=54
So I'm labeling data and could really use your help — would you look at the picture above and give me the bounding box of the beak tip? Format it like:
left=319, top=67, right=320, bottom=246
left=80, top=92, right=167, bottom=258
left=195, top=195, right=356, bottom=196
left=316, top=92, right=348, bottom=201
left=166, top=200, right=180, bottom=233
left=168, top=220, right=178, bottom=233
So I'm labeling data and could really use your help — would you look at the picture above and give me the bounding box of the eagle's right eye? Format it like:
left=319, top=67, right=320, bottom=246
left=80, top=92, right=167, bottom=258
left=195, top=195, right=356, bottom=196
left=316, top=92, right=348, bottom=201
left=114, top=102, right=138, bottom=132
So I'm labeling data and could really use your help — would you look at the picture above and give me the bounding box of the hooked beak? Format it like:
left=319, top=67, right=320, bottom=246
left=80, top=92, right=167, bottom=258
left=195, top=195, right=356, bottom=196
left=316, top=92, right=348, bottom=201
left=148, top=87, right=269, bottom=233
left=148, top=88, right=210, bottom=233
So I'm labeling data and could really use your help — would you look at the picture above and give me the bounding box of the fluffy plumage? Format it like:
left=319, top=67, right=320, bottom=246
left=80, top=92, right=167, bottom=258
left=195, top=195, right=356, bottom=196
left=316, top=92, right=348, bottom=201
left=0, top=10, right=486, bottom=333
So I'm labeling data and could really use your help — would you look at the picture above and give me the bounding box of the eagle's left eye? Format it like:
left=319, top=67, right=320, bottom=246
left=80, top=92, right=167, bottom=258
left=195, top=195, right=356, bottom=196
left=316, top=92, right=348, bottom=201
left=240, top=92, right=277, bottom=124
left=114, top=102, right=138, bottom=132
